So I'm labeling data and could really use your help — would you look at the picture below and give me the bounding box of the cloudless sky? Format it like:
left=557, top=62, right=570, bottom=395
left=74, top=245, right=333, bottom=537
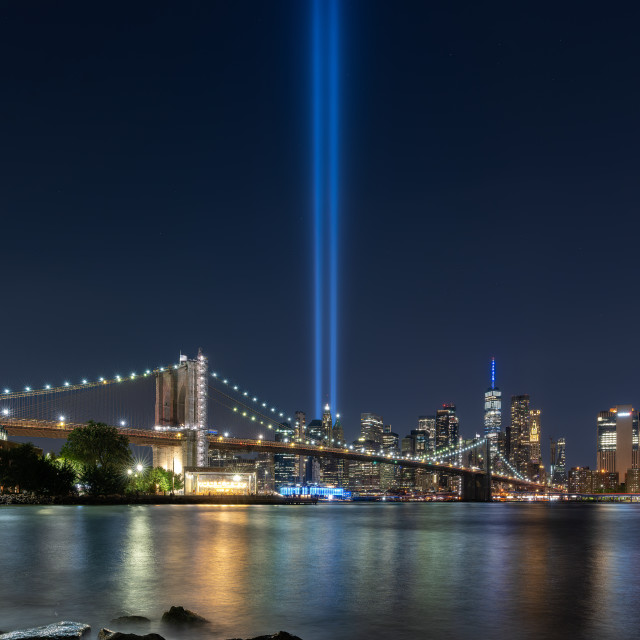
left=1, top=1, right=639, bottom=468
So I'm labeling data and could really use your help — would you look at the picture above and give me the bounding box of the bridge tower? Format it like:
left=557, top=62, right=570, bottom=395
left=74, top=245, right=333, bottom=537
left=152, top=349, right=209, bottom=472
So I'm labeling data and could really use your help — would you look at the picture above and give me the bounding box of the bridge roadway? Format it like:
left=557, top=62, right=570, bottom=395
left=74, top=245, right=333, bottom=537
left=1, top=418, right=548, bottom=491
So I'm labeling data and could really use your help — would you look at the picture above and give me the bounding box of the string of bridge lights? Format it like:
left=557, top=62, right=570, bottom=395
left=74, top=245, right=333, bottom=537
left=209, top=370, right=296, bottom=425
left=0, top=363, right=188, bottom=398
left=496, top=452, right=528, bottom=482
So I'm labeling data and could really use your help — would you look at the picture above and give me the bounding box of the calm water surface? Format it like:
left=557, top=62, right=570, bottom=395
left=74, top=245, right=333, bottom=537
left=1, top=503, right=639, bottom=640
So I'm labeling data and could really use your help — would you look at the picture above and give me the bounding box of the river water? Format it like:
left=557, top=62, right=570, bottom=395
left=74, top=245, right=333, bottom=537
left=1, top=503, right=639, bottom=640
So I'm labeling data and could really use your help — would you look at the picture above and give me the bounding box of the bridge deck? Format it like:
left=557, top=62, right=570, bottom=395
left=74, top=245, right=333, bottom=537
left=1, top=419, right=550, bottom=490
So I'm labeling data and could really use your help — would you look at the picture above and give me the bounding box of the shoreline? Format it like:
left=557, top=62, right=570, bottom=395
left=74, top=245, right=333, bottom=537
left=0, top=494, right=318, bottom=506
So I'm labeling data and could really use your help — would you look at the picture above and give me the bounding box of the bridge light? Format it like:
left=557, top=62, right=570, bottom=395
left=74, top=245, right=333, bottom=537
left=279, top=413, right=283, bottom=417
left=233, top=407, right=238, bottom=412
left=253, top=397, right=257, bottom=402
left=243, top=391, right=248, bottom=396
left=262, top=402, right=267, bottom=407
left=223, top=379, right=228, bottom=384
left=212, top=372, right=217, bottom=377
left=233, top=386, right=238, bottom=391
left=271, top=408, right=275, bottom=412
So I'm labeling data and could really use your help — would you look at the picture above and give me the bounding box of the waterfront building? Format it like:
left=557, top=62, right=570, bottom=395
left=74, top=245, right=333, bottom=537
left=568, top=467, right=594, bottom=494
left=361, top=413, right=384, bottom=445
left=509, top=395, right=530, bottom=474
left=417, top=415, right=436, bottom=452
left=626, top=469, right=640, bottom=493
left=596, top=405, right=639, bottom=484
left=593, top=470, right=619, bottom=493
left=274, top=422, right=298, bottom=489
left=484, top=358, right=502, bottom=453
left=255, top=453, right=274, bottom=493
left=184, top=468, right=257, bottom=495
left=348, top=438, right=381, bottom=493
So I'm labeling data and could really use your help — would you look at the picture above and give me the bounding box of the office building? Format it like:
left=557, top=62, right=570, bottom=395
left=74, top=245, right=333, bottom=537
left=484, top=358, right=502, bottom=453
left=417, top=415, right=436, bottom=452
left=597, top=405, right=639, bottom=484
left=553, top=437, right=567, bottom=485
left=361, top=413, right=384, bottom=445
left=274, top=422, right=297, bottom=489
left=509, top=395, right=530, bottom=474
left=569, top=467, right=594, bottom=494
left=529, top=409, right=541, bottom=464
left=436, top=404, right=459, bottom=449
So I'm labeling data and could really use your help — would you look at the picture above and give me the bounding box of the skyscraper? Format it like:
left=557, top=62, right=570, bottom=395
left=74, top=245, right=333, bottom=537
left=436, top=404, right=459, bottom=449
left=484, top=358, right=502, bottom=453
left=554, top=437, right=567, bottom=484
left=322, top=404, right=333, bottom=442
left=361, top=413, right=384, bottom=445
left=274, top=422, right=297, bottom=489
left=597, top=405, right=639, bottom=483
left=509, top=395, right=530, bottom=474
left=417, top=415, right=436, bottom=452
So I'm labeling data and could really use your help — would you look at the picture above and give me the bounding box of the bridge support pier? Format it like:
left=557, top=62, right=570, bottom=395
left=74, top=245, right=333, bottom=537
left=151, top=432, right=201, bottom=476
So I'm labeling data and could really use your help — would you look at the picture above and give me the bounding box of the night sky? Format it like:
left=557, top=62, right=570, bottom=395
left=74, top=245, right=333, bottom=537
left=2, top=1, right=640, bottom=469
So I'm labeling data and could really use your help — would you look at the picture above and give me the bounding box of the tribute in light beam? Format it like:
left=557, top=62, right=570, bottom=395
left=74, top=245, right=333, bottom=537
left=312, top=0, right=340, bottom=418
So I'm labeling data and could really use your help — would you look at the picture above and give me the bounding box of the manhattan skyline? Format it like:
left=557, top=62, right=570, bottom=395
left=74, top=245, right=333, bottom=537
left=2, top=2, right=640, bottom=469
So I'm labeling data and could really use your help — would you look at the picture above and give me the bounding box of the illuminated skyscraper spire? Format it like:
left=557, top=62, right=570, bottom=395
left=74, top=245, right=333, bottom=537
left=484, top=357, right=502, bottom=451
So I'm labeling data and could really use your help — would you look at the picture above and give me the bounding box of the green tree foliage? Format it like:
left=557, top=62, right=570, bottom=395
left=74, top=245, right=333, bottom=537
left=80, top=465, right=127, bottom=496
left=60, top=421, right=132, bottom=495
left=61, top=421, right=132, bottom=469
left=126, top=466, right=184, bottom=494
left=0, top=444, right=75, bottom=495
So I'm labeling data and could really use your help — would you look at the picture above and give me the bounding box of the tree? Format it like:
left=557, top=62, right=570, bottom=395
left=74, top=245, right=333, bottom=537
left=61, top=421, right=132, bottom=469
left=61, top=421, right=132, bottom=495
left=0, top=444, right=75, bottom=495
left=125, top=466, right=184, bottom=494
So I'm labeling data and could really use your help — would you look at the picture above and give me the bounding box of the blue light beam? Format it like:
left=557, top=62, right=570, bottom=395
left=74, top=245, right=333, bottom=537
left=313, top=0, right=325, bottom=419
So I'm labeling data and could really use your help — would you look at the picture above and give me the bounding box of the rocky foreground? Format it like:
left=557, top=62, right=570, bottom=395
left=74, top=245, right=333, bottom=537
left=0, top=607, right=302, bottom=640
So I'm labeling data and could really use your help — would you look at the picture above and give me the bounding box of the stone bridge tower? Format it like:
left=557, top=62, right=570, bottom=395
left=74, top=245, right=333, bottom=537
left=152, top=349, right=209, bottom=473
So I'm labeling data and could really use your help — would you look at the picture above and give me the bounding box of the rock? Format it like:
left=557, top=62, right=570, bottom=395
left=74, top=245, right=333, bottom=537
left=108, top=619, right=150, bottom=627
left=247, top=633, right=303, bottom=640
left=226, top=634, right=302, bottom=640
left=97, top=631, right=164, bottom=640
left=0, top=622, right=90, bottom=640
left=160, top=607, right=209, bottom=626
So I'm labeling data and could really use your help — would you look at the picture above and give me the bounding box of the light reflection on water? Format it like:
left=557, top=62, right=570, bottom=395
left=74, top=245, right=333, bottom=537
left=2, top=503, right=640, bottom=639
